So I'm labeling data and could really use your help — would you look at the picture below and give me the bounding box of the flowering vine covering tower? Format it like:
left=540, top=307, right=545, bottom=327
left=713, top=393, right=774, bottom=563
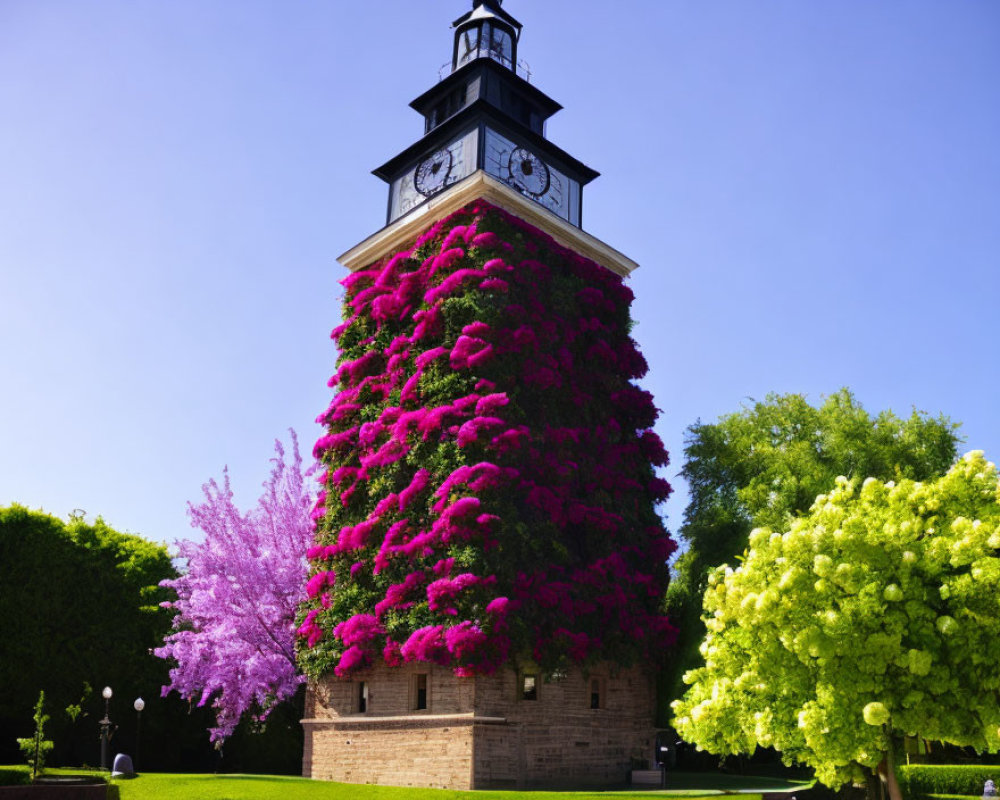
left=297, top=1, right=675, bottom=789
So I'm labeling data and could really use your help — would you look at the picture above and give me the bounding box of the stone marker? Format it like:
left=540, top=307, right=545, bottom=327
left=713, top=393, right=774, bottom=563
left=111, top=753, right=134, bottom=778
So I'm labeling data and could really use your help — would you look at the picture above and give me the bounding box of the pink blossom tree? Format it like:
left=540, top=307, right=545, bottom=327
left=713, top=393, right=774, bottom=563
left=156, top=432, right=315, bottom=743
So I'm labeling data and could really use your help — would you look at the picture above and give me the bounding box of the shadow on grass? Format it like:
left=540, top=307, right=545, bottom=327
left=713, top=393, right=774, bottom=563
left=663, top=772, right=812, bottom=792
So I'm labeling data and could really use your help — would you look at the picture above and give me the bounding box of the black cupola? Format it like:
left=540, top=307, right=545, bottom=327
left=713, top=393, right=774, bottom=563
left=451, top=0, right=522, bottom=73
left=374, top=1, right=599, bottom=229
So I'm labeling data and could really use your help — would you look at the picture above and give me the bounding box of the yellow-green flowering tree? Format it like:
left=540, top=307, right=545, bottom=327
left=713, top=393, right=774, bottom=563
left=662, top=389, right=958, bottom=712
left=672, top=451, right=1000, bottom=800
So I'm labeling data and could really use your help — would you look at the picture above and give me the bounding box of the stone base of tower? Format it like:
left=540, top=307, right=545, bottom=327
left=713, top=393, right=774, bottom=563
left=302, top=663, right=656, bottom=790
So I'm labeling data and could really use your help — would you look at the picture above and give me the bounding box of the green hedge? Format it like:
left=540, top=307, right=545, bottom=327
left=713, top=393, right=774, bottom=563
left=898, top=764, right=998, bottom=798
left=0, top=766, right=28, bottom=785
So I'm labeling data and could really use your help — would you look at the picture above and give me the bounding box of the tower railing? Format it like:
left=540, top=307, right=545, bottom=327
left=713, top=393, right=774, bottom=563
left=439, top=54, right=532, bottom=83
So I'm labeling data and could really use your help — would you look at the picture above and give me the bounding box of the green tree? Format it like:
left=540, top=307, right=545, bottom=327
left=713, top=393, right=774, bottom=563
left=0, top=505, right=213, bottom=770
left=662, top=389, right=959, bottom=712
left=672, top=452, right=1000, bottom=800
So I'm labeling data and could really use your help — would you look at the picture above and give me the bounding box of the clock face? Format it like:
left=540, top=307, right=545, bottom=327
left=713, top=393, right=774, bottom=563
left=507, top=147, right=550, bottom=197
left=484, top=128, right=580, bottom=225
left=389, top=129, right=478, bottom=223
left=414, top=148, right=454, bottom=197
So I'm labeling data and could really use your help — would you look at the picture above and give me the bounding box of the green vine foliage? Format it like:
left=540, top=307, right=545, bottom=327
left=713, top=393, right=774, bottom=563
left=298, top=201, right=675, bottom=680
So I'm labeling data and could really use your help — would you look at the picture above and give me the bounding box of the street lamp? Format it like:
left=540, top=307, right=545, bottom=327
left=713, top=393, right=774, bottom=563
left=133, top=698, right=145, bottom=775
left=99, top=687, right=113, bottom=771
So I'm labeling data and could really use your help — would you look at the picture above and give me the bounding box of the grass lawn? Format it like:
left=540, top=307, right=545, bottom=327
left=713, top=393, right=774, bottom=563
left=0, top=765, right=106, bottom=785
left=2, top=767, right=810, bottom=799
left=659, top=773, right=812, bottom=795
left=928, top=796, right=980, bottom=800
left=107, top=771, right=808, bottom=800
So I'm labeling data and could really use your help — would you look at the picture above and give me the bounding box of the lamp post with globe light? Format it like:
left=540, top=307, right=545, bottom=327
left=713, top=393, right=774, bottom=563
left=133, top=698, right=144, bottom=774
left=99, top=687, right=113, bottom=771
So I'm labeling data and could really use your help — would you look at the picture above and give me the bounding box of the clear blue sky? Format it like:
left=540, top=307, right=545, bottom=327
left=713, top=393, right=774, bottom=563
left=2, top=1, right=998, bottom=547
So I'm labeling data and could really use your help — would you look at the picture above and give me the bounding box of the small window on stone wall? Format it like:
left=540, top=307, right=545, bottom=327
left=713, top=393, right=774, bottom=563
left=304, top=685, right=316, bottom=718
left=412, top=673, right=428, bottom=711
left=356, top=681, right=368, bottom=714
left=589, top=677, right=605, bottom=709
left=522, top=673, right=538, bottom=701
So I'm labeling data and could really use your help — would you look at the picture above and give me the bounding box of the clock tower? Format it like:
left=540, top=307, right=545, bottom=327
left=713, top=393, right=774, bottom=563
left=300, top=0, right=673, bottom=790
left=339, top=0, right=636, bottom=278
left=378, top=0, right=596, bottom=228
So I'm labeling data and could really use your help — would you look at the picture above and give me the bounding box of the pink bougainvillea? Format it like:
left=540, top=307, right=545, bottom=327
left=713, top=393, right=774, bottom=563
left=157, top=433, right=314, bottom=742
left=297, top=201, right=675, bottom=682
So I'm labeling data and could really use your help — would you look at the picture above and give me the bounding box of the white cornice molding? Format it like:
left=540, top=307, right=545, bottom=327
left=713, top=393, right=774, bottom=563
left=337, top=171, right=639, bottom=277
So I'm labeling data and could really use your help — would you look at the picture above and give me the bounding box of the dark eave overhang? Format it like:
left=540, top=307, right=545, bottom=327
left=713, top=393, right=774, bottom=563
left=372, top=98, right=600, bottom=186
left=409, top=57, right=562, bottom=120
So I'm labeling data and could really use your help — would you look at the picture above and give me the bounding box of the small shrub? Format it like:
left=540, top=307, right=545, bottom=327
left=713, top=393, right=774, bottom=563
left=16, top=691, right=54, bottom=780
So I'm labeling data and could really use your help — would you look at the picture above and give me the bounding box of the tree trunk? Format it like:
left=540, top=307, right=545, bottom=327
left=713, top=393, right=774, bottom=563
left=862, top=764, right=881, bottom=800
left=886, top=742, right=903, bottom=800
left=884, top=738, right=903, bottom=800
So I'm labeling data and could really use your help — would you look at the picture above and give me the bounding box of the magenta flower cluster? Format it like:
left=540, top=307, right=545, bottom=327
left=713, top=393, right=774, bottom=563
left=298, top=201, right=676, bottom=680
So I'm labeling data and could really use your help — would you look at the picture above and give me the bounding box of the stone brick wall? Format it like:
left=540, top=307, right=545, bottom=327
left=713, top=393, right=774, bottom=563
left=304, top=716, right=475, bottom=788
left=303, top=662, right=656, bottom=789
left=302, top=663, right=479, bottom=788
left=472, top=665, right=656, bottom=787
left=306, top=662, right=475, bottom=719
